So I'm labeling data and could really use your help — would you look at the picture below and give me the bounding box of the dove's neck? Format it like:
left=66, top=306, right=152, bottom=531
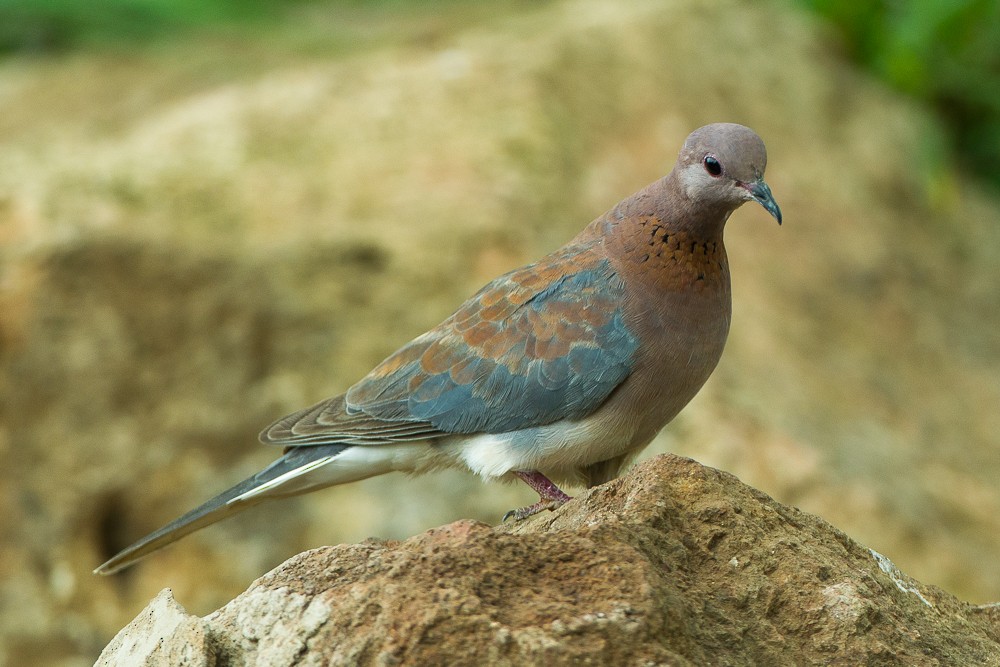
left=579, top=174, right=731, bottom=242
left=646, top=172, right=734, bottom=238
left=573, top=174, right=731, bottom=294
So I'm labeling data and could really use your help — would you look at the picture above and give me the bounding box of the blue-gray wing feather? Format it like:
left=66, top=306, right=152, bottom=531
left=345, top=248, right=638, bottom=435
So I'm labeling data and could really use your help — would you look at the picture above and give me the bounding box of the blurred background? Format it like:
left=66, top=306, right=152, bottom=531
left=1, top=0, right=998, bottom=664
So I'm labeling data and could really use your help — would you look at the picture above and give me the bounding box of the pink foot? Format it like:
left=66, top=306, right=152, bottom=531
left=503, top=470, right=573, bottom=522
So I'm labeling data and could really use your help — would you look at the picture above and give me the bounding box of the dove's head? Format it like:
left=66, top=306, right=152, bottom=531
left=675, top=123, right=782, bottom=225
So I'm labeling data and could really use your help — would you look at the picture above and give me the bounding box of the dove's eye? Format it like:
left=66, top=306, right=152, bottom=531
left=703, top=155, right=722, bottom=177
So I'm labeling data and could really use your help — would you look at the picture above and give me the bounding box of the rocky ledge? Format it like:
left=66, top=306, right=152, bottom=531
left=96, top=455, right=1000, bottom=666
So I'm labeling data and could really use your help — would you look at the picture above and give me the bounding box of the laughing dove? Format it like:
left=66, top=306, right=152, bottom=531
left=96, top=122, right=781, bottom=575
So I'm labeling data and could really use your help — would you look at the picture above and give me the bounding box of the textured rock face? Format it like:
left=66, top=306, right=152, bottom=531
left=96, top=455, right=1000, bottom=666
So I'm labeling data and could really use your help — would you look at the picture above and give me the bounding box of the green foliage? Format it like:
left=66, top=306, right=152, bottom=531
left=0, top=0, right=298, bottom=52
left=800, top=0, right=1000, bottom=186
left=0, top=0, right=481, bottom=54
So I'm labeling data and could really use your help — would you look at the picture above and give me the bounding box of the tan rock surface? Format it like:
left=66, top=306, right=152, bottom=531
left=97, top=456, right=1000, bottom=666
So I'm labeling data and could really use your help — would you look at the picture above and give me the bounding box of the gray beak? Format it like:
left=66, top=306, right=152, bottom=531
left=746, top=179, right=782, bottom=225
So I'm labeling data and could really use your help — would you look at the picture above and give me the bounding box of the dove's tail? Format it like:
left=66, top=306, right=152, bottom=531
left=94, top=443, right=419, bottom=575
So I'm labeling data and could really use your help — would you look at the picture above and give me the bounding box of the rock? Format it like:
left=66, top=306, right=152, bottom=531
left=95, top=590, right=212, bottom=667
left=96, top=455, right=1000, bottom=666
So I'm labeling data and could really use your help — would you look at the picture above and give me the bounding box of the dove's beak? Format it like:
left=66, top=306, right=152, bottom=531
left=744, top=179, right=782, bottom=225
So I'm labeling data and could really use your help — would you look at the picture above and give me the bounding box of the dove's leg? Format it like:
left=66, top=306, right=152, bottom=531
left=503, top=470, right=572, bottom=522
